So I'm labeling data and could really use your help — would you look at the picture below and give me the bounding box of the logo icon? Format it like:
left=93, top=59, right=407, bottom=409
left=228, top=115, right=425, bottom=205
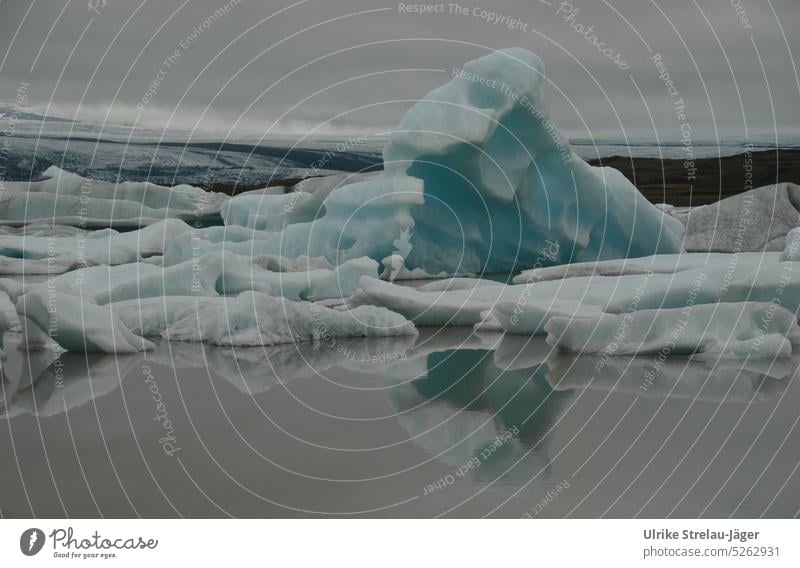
left=20, top=528, right=45, bottom=556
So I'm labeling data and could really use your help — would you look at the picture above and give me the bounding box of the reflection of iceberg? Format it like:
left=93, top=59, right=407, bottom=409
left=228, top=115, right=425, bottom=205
left=545, top=352, right=790, bottom=403
left=1, top=350, right=141, bottom=418
left=0, top=337, right=60, bottom=412
left=386, top=342, right=572, bottom=485
left=145, top=335, right=419, bottom=395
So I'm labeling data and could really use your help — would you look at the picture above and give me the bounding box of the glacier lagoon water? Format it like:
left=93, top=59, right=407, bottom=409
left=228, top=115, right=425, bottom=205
left=1, top=329, right=797, bottom=518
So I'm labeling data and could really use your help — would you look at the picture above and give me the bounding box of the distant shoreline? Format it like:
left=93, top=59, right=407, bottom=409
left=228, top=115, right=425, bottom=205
left=588, top=148, right=800, bottom=206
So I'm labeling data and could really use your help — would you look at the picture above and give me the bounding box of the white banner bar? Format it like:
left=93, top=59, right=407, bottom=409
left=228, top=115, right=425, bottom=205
left=1, top=519, right=798, bottom=566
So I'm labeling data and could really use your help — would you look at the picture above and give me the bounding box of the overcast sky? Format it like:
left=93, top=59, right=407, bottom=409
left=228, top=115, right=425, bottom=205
left=1, top=0, right=798, bottom=142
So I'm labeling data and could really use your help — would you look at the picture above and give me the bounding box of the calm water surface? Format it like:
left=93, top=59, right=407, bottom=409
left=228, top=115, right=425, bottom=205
left=1, top=328, right=798, bottom=518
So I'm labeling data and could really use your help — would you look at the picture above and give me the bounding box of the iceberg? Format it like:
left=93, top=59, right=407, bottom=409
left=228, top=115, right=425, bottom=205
left=162, top=48, right=683, bottom=273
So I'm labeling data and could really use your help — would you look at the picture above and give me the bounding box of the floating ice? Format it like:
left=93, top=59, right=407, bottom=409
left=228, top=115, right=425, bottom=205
left=81, top=253, right=376, bottom=304
left=0, top=166, right=227, bottom=228
left=0, top=218, right=191, bottom=274
left=544, top=302, right=800, bottom=358
left=781, top=227, right=800, bottom=261
left=17, top=289, right=154, bottom=353
left=354, top=250, right=800, bottom=359
left=681, top=183, right=800, bottom=253
left=220, top=172, right=381, bottom=232
left=109, top=291, right=417, bottom=347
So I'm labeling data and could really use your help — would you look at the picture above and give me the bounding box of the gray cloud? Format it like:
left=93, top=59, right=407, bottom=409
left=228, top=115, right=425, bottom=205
left=0, top=0, right=797, bottom=141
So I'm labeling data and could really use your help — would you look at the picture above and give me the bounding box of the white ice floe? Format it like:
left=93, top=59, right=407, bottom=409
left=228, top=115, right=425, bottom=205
left=0, top=218, right=190, bottom=274
left=544, top=302, right=800, bottom=358
left=16, top=289, right=154, bottom=353
left=354, top=250, right=800, bottom=359
left=0, top=166, right=228, bottom=228
left=513, top=253, right=722, bottom=284
left=681, top=182, right=800, bottom=252
left=780, top=227, right=800, bottom=261
left=110, top=291, right=417, bottom=347
left=90, top=253, right=375, bottom=303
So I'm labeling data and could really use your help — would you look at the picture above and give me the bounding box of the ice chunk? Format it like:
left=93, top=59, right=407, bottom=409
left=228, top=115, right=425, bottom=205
left=351, top=276, right=505, bottom=326
left=355, top=253, right=785, bottom=329
left=492, top=299, right=604, bottom=335
left=110, top=291, right=417, bottom=347
left=0, top=166, right=227, bottom=228
left=22, top=252, right=376, bottom=304
left=379, top=254, right=474, bottom=281
left=682, top=183, right=800, bottom=252
left=781, top=227, right=800, bottom=261
left=381, top=48, right=683, bottom=273
left=544, top=302, right=800, bottom=358
left=0, top=218, right=190, bottom=274
left=251, top=254, right=334, bottom=272
left=17, top=289, right=153, bottom=353
left=221, top=172, right=382, bottom=232
left=221, top=191, right=313, bottom=231
left=355, top=251, right=800, bottom=360
left=0, top=301, right=11, bottom=358
left=513, top=253, right=723, bottom=284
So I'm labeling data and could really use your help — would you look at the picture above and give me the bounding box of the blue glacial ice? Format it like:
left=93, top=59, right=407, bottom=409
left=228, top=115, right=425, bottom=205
left=163, top=48, right=684, bottom=273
